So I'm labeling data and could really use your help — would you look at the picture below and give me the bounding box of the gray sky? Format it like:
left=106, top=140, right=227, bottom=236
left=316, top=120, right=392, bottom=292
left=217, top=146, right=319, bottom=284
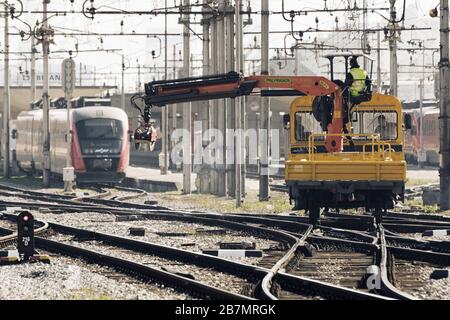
left=0, top=0, right=442, bottom=99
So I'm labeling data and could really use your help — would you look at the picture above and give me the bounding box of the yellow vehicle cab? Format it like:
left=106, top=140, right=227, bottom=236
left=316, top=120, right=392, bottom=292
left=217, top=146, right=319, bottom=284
left=285, top=92, right=408, bottom=223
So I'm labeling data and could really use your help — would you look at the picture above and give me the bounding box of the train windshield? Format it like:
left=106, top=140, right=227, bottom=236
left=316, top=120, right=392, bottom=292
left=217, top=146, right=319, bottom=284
left=76, top=118, right=123, bottom=139
left=76, top=118, right=124, bottom=155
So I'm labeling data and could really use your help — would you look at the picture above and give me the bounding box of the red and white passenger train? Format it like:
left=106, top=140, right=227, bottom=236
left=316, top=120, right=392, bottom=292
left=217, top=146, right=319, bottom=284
left=403, top=103, right=439, bottom=166
left=14, top=97, right=130, bottom=184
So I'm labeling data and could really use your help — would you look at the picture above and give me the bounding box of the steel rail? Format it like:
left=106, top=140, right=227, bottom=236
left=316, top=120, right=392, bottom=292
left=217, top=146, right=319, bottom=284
left=378, top=225, right=416, bottom=300
left=384, top=229, right=450, bottom=253
left=0, top=183, right=164, bottom=210
left=36, top=236, right=251, bottom=300
left=260, top=226, right=313, bottom=300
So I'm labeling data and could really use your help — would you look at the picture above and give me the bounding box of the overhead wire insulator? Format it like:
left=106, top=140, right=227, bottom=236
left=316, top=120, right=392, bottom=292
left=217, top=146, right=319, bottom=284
left=289, top=10, right=295, bottom=20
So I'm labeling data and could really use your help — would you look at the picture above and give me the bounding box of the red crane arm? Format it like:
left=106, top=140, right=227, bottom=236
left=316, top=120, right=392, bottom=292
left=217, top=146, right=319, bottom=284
left=246, top=75, right=339, bottom=96
left=143, top=72, right=344, bottom=152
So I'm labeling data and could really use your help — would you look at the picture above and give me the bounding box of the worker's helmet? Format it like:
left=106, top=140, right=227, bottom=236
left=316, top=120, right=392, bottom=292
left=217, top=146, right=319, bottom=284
left=350, top=57, right=360, bottom=68
left=377, top=115, right=387, bottom=123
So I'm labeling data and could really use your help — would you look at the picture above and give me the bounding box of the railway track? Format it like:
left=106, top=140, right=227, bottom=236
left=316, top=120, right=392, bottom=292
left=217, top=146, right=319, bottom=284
left=385, top=247, right=450, bottom=299
left=1, top=207, right=392, bottom=300
left=0, top=216, right=260, bottom=299
left=0, top=183, right=163, bottom=211
left=3, top=181, right=450, bottom=300
left=282, top=245, right=376, bottom=296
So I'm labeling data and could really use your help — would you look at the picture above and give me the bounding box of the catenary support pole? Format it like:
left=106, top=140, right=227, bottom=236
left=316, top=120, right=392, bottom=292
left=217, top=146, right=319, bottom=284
left=200, top=0, right=211, bottom=194
left=31, top=34, right=37, bottom=101
left=42, top=0, right=51, bottom=187
left=259, top=0, right=270, bottom=201
left=226, top=3, right=236, bottom=198
left=419, top=45, right=426, bottom=168
left=210, top=15, right=218, bottom=195
left=3, top=1, right=10, bottom=178
left=160, top=0, right=169, bottom=175
left=377, top=28, right=382, bottom=92
left=389, top=0, right=398, bottom=96
left=217, top=0, right=227, bottom=197
left=440, top=0, right=450, bottom=210
left=121, top=54, right=125, bottom=110
left=235, top=0, right=243, bottom=206
left=182, top=0, right=192, bottom=194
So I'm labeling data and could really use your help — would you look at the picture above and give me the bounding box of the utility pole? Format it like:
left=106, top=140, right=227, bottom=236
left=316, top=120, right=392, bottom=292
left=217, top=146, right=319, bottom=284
left=121, top=54, right=125, bottom=110
left=440, top=0, right=450, bottom=210
left=182, top=0, right=192, bottom=194
left=259, top=0, right=270, bottom=201
left=172, top=45, right=177, bottom=134
left=362, top=0, right=368, bottom=70
left=3, top=1, right=10, bottom=178
left=31, top=34, right=37, bottom=101
left=42, top=0, right=51, bottom=187
left=199, top=0, right=211, bottom=194
left=210, top=15, right=218, bottom=195
left=389, top=0, right=398, bottom=96
left=377, top=28, right=382, bottom=93
left=235, top=0, right=243, bottom=206
left=160, top=0, right=169, bottom=175
left=217, top=0, right=227, bottom=197
left=79, top=62, right=82, bottom=86
left=137, top=61, right=141, bottom=93
left=226, top=3, right=235, bottom=198
left=419, top=43, right=426, bottom=168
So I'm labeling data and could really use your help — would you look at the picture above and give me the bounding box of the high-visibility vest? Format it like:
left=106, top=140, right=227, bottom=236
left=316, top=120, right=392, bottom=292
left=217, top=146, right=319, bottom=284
left=349, top=67, right=368, bottom=97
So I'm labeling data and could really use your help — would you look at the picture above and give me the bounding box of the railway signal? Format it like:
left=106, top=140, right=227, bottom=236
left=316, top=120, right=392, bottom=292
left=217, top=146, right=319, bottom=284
left=1, top=211, right=49, bottom=265
left=62, top=57, right=76, bottom=193
left=17, top=211, right=35, bottom=261
left=62, top=58, right=76, bottom=94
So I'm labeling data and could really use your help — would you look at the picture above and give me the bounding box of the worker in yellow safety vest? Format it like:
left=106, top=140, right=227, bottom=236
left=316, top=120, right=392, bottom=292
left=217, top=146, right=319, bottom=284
left=345, top=57, right=369, bottom=102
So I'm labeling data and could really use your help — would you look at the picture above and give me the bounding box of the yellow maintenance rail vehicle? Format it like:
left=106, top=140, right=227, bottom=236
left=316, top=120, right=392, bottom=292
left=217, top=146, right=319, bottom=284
left=285, top=82, right=410, bottom=224
left=136, top=52, right=411, bottom=225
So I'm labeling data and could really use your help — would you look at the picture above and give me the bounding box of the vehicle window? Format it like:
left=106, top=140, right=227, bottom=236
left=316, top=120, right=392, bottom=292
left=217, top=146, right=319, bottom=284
left=76, top=118, right=124, bottom=155
left=294, top=112, right=324, bottom=142
left=352, top=111, right=398, bottom=141
left=76, top=118, right=123, bottom=140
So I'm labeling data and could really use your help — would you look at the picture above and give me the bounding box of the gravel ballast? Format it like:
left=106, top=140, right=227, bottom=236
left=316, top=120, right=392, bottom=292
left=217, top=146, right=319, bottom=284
left=31, top=211, right=277, bottom=265
left=0, top=256, right=190, bottom=300
left=395, top=261, right=450, bottom=300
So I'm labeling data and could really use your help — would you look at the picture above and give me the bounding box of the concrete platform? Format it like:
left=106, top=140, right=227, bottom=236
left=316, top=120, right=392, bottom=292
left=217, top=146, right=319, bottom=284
left=406, top=166, right=439, bottom=182
left=124, top=167, right=195, bottom=193
left=125, top=166, right=261, bottom=193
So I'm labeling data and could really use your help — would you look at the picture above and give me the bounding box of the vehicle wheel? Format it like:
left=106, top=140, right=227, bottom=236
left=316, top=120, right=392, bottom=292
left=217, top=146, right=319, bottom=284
left=309, top=204, right=321, bottom=225
left=374, top=207, right=383, bottom=224
left=293, top=199, right=301, bottom=210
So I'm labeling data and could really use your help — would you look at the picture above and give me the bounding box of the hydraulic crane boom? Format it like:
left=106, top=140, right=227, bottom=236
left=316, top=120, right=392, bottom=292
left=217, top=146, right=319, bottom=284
left=139, top=71, right=345, bottom=152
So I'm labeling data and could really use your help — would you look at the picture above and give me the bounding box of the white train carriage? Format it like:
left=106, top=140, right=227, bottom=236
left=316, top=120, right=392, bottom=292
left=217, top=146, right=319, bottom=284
left=15, top=97, right=130, bottom=184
